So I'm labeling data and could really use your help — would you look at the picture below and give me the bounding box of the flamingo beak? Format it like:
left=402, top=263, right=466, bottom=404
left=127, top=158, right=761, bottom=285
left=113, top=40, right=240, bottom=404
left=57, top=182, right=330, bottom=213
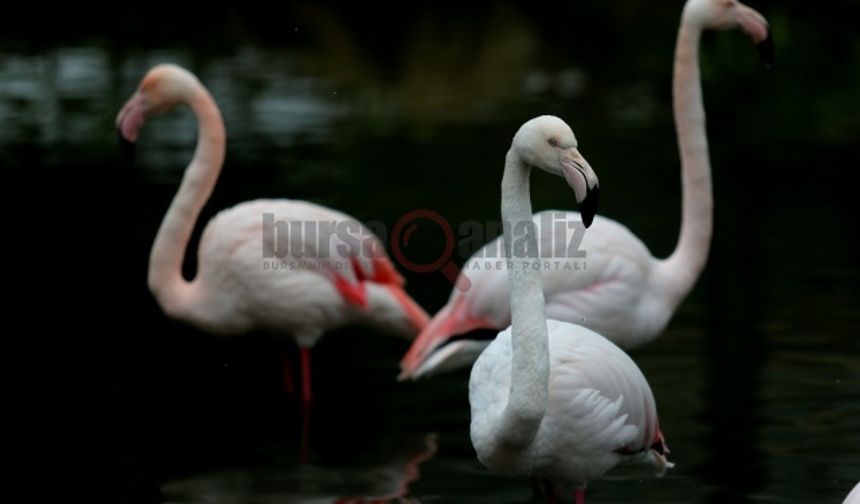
left=398, top=301, right=496, bottom=380
left=386, top=285, right=430, bottom=334
left=737, top=3, right=773, bottom=67
left=560, top=149, right=600, bottom=228
left=579, top=184, right=599, bottom=228
left=410, top=338, right=493, bottom=379
left=116, top=93, right=148, bottom=163
left=399, top=305, right=454, bottom=380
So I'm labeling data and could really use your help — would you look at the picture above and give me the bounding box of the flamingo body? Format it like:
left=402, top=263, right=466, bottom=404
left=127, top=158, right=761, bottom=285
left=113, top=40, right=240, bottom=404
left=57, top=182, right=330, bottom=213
left=118, top=65, right=429, bottom=407
left=401, top=211, right=677, bottom=378
left=183, top=198, right=424, bottom=346
left=400, top=0, right=772, bottom=380
left=465, top=115, right=668, bottom=500
left=470, top=320, right=671, bottom=485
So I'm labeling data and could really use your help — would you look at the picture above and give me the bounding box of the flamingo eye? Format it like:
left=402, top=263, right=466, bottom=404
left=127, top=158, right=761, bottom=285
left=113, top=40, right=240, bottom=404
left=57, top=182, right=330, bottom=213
left=548, top=138, right=558, bottom=147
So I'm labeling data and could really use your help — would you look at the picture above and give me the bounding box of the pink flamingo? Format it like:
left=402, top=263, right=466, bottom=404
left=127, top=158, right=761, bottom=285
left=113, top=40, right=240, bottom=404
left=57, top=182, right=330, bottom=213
left=469, top=115, right=671, bottom=504
left=117, top=64, right=429, bottom=409
left=400, top=0, right=772, bottom=380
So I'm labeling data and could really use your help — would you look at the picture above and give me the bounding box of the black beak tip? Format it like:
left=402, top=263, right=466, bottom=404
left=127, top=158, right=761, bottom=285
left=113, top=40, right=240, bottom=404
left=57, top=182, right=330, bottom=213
left=756, top=34, right=775, bottom=69
left=117, top=130, right=136, bottom=164
left=579, top=185, right=599, bottom=228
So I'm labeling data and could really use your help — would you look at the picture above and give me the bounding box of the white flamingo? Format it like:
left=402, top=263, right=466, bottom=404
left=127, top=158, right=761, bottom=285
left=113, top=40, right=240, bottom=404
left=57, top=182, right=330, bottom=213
left=400, top=0, right=772, bottom=379
left=845, top=482, right=860, bottom=504
left=118, top=64, right=429, bottom=407
left=469, top=115, right=671, bottom=504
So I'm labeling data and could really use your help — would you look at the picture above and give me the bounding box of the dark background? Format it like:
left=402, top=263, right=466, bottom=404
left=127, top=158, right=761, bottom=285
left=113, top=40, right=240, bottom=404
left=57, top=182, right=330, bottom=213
left=4, top=1, right=859, bottom=503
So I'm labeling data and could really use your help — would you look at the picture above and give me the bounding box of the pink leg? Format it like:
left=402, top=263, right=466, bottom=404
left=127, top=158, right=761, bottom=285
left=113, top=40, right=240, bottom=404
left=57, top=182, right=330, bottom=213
left=574, top=488, right=585, bottom=504
left=282, top=353, right=295, bottom=398
left=299, top=347, right=312, bottom=406
left=299, top=347, right=312, bottom=463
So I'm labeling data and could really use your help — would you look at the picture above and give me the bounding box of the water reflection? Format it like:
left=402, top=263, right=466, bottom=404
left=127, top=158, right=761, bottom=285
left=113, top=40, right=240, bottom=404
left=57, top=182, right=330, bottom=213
left=5, top=2, right=859, bottom=502
left=1, top=47, right=343, bottom=170
left=162, top=433, right=436, bottom=504
left=0, top=20, right=589, bottom=163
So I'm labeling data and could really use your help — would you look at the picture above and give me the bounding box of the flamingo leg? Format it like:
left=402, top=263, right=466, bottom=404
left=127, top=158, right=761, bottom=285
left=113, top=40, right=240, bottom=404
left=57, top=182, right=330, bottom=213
left=299, top=347, right=313, bottom=406
left=574, top=488, right=585, bottom=504
left=299, top=347, right=312, bottom=462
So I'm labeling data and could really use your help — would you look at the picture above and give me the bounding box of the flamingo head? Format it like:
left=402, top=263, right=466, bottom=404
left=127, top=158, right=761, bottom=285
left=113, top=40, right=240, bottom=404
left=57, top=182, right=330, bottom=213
left=337, top=255, right=430, bottom=338
left=398, top=294, right=500, bottom=380
left=683, top=0, right=773, bottom=66
left=362, top=282, right=431, bottom=339
left=511, top=115, right=600, bottom=227
left=116, top=64, right=200, bottom=162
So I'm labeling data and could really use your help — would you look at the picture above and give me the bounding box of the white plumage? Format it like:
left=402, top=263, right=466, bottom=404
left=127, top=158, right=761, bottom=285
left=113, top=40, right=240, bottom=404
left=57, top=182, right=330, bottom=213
left=400, top=0, right=772, bottom=381
left=117, top=64, right=429, bottom=406
left=466, top=115, right=669, bottom=501
left=470, top=320, right=672, bottom=486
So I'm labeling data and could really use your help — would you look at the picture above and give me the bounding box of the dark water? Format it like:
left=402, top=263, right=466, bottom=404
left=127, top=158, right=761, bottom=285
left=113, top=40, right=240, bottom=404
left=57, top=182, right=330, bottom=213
left=4, top=1, right=859, bottom=503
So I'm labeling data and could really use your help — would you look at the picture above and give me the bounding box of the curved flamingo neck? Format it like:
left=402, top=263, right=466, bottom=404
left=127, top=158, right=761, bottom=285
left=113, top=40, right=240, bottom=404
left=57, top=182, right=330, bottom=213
left=492, top=149, right=550, bottom=449
left=658, top=20, right=713, bottom=304
left=148, top=82, right=226, bottom=315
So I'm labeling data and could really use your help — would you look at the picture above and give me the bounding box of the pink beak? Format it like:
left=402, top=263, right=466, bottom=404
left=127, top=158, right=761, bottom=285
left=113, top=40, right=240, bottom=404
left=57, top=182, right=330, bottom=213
left=387, top=284, right=430, bottom=333
left=116, top=92, right=147, bottom=142
left=737, top=3, right=773, bottom=67
left=116, top=93, right=148, bottom=162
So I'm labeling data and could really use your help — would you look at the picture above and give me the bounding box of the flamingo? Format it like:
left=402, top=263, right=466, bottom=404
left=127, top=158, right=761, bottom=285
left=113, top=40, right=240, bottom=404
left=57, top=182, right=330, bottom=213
left=117, top=64, right=430, bottom=408
left=845, top=482, right=860, bottom=504
left=400, top=0, right=772, bottom=379
left=469, top=115, right=671, bottom=504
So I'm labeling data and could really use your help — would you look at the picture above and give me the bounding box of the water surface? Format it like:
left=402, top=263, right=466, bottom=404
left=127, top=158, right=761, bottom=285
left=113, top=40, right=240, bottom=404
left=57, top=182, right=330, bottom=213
left=3, top=2, right=858, bottom=502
